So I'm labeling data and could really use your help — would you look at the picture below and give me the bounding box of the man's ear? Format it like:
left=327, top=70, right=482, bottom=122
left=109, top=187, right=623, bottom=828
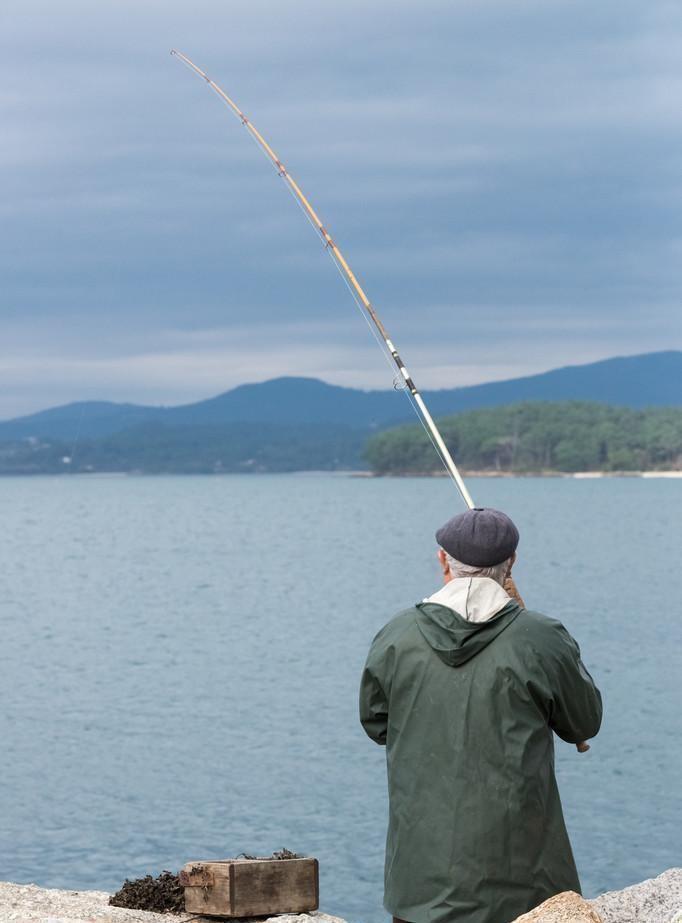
left=438, top=548, right=452, bottom=583
left=507, top=552, right=517, bottom=575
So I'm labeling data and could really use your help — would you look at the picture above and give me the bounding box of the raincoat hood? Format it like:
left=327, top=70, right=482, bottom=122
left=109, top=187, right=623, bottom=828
left=417, top=577, right=520, bottom=666
left=416, top=598, right=520, bottom=666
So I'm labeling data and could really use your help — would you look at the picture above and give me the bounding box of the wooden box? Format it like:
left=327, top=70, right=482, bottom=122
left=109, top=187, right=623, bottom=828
left=179, top=857, right=319, bottom=918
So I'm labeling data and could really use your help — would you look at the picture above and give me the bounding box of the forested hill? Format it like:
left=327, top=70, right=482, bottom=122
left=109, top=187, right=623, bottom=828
left=364, top=402, right=682, bottom=474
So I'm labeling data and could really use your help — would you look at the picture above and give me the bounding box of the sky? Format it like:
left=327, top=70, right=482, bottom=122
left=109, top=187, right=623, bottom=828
left=1, top=0, right=681, bottom=418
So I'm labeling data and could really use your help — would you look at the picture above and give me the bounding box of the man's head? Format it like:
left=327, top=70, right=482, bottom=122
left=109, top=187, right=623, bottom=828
left=435, top=507, right=519, bottom=586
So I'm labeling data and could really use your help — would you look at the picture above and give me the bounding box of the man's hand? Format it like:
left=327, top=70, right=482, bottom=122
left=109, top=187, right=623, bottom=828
left=503, top=575, right=526, bottom=608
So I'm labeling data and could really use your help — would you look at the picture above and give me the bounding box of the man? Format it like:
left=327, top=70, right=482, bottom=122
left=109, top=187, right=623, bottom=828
left=359, top=507, right=602, bottom=923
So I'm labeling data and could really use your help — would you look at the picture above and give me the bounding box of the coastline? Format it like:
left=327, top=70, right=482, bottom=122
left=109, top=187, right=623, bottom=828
left=353, top=469, right=682, bottom=479
left=0, top=468, right=681, bottom=479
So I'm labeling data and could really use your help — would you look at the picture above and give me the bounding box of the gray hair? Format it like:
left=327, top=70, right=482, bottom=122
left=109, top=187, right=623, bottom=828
left=444, top=552, right=511, bottom=587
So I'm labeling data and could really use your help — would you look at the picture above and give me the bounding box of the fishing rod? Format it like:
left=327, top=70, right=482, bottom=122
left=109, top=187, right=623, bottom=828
left=170, top=49, right=474, bottom=510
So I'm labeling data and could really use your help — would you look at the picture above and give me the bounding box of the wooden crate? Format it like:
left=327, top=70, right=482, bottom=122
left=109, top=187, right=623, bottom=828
left=179, top=857, right=319, bottom=918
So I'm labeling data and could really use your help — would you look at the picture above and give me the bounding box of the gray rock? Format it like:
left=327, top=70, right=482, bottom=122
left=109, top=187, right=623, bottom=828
left=510, top=890, right=602, bottom=922
left=2, top=869, right=681, bottom=923
left=0, top=881, right=345, bottom=923
left=591, top=868, right=682, bottom=923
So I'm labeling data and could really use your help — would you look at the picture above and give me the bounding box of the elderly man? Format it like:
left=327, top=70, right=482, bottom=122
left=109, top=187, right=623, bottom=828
left=359, top=507, right=602, bottom=923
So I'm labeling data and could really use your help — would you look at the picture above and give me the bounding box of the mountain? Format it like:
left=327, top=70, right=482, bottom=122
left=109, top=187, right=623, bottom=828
left=0, top=351, right=679, bottom=443
left=423, top=350, right=681, bottom=413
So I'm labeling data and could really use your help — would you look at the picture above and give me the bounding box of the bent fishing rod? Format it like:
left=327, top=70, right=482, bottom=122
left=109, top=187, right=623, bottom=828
left=171, top=51, right=590, bottom=754
left=170, top=48, right=474, bottom=510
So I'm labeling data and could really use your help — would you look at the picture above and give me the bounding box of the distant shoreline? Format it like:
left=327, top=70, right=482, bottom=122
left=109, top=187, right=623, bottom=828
left=0, top=469, right=680, bottom=479
left=353, top=469, right=682, bottom=479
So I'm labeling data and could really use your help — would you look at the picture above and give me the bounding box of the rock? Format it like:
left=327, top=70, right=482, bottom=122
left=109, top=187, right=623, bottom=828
left=591, top=868, right=682, bottom=923
left=3, top=870, right=681, bottom=923
left=510, top=890, right=603, bottom=922
left=511, top=869, right=682, bottom=923
left=0, top=881, right=345, bottom=923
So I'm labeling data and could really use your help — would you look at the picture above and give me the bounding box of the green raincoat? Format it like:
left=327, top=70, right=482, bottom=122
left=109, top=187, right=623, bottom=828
left=359, top=584, right=602, bottom=923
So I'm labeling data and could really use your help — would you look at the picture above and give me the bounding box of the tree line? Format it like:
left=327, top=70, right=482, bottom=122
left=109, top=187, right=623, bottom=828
left=364, top=402, right=682, bottom=474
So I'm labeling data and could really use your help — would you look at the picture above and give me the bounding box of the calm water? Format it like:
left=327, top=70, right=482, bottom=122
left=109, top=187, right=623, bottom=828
left=0, top=475, right=680, bottom=922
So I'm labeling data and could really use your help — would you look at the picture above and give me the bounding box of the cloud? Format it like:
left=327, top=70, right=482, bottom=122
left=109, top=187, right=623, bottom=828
left=0, top=0, right=680, bottom=416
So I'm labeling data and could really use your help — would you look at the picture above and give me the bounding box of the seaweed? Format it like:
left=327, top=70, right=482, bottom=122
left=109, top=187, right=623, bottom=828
left=109, top=870, right=185, bottom=913
left=237, top=848, right=303, bottom=861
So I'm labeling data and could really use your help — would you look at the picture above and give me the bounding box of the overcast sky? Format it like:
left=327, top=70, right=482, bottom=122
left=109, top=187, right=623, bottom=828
left=1, top=0, right=681, bottom=417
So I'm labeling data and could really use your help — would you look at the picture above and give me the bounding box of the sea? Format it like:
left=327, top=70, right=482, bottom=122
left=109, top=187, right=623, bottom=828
left=0, top=474, right=680, bottom=922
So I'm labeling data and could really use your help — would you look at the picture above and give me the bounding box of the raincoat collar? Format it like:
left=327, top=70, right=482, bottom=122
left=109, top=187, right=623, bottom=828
left=416, top=593, right=521, bottom=667
left=424, top=576, right=511, bottom=624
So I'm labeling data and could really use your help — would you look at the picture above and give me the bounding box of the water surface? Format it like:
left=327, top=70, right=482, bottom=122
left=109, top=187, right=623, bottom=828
left=0, top=475, right=679, bottom=922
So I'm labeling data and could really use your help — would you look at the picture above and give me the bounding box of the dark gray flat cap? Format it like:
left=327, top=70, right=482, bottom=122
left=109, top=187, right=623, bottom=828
left=436, top=507, right=519, bottom=567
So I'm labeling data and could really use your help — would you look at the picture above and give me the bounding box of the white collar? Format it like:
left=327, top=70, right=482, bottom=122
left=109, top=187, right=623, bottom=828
left=424, top=576, right=511, bottom=623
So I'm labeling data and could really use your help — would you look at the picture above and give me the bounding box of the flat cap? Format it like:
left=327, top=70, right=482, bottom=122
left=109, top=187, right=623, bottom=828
left=436, top=507, right=519, bottom=567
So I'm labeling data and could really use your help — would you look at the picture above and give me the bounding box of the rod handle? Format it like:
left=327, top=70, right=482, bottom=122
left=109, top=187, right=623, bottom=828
left=576, top=741, right=590, bottom=753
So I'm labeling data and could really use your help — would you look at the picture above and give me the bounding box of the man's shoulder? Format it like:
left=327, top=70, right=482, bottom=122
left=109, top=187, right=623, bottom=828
left=515, top=607, right=565, bottom=631
left=512, top=607, right=576, bottom=652
left=369, top=606, right=422, bottom=650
